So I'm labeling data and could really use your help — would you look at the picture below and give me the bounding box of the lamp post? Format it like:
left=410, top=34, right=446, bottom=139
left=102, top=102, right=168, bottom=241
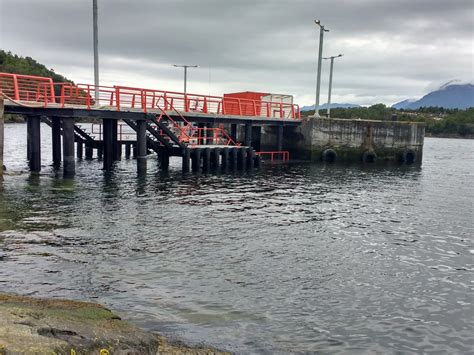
left=323, top=54, right=343, bottom=118
left=311, top=19, right=329, bottom=118
left=173, top=64, right=198, bottom=96
left=93, top=0, right=99, bottom=104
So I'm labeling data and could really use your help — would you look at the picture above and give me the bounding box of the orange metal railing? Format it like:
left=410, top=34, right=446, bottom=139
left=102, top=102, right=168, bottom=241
left=0, top=72, right=301, bottom=119
left=256, top=151, right=290, bottom=161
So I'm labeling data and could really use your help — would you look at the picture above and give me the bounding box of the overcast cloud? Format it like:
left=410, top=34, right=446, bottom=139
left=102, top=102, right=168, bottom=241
left=1, top=0, right=473, bottom=106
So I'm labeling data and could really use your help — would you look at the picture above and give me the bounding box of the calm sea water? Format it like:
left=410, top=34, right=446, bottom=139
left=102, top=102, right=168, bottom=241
left=0, top=123, right=473, bottom=354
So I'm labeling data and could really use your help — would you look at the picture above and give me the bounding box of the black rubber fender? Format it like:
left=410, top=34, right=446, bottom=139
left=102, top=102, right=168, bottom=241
left=362, top=150, right=377, bottom=163
left=401, top=149, right=416, bottom=164
left=322, top=149, right=337, bottom=163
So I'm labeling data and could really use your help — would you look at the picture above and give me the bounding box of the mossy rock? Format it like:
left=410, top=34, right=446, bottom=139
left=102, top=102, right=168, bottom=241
left=0, top=293, right=229, bottom=355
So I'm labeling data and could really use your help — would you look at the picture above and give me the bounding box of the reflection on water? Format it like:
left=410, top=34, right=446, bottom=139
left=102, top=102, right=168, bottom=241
left=1, top=123, right=473, bottom=354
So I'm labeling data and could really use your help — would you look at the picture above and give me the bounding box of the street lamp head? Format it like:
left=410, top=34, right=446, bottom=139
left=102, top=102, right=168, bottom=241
left=338, top=54, right=343, bottom=57
left=314, top=19, right=320, bottom=25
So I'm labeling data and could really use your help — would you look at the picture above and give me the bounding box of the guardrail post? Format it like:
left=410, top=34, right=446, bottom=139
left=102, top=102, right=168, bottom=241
left=62, top=117, right=75, bottom=177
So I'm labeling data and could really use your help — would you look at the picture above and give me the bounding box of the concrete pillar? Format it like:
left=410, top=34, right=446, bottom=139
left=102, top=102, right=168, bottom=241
left=51, top=116, right=61, bottom=167
left=85, top=145, right=93, bottom=159
left=247, top=148, right=255, bottom=170
left=244, top=123, right=252, bottom=147
left=112, top=119, right=119, bottom=160
left=160, top=149, right=170, bottom=170
left=192, top=148, right=202, bottom=172
left=211, top=148, right=220, bottom=169
left=125, top=143, right=131, bottom=159
left=221, top=148, right=229, bottom=170
left=136, top=120, right=147, bottom=174
left=230, top=148, right=238, bottom=170
left=277, top=125, right=284, bottom=152
left=62, top=117, right=75, bottom=177
left=103, top=119, right=114, bottom=170
left=0, top=97, right=4, bottom=175
left=237, top=148, right=246, bottom=169
left=132, top=142, right=137, bottom=158
left=76, top=141, right=83, bottom=159
left=28, top=116, right=41, bottom=173
left=203, top=148, right=211, bottom=171
left=182, top=148, right=190, bottom=172
left=255, top=154, right=261, bottom=168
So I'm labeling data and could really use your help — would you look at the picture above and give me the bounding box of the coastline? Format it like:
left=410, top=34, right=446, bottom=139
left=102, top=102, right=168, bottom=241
left=0, top=293, right=229, bottom=355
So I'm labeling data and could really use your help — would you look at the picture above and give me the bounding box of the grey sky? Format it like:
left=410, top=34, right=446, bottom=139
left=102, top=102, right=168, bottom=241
left=1, top=0, right=473, bottom=106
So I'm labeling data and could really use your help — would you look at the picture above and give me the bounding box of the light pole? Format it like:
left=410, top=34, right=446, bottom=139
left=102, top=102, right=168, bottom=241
left=311, top=19, right=329, bottom=118
left=93, top=0, right=99, bottom=104
left=323, top=54, right=343, bottom=118
left=173, top=64, right=198, bottom=96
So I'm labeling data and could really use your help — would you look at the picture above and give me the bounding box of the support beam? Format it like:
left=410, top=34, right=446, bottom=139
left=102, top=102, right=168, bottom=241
left=136, top=120, right=147, bottom=174
left=244, top=123, right=252, bottom=147
left=62, top=117, right=75, bottom=177
left=103, top=119, right=114, bottom=170
left=51, top=116, right=61, bottom=167
left=28, top=116, right=41, bottom=173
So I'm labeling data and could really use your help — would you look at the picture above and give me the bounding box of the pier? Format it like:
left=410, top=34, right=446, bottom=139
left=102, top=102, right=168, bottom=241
left=0, top=73, right=300, bottom=176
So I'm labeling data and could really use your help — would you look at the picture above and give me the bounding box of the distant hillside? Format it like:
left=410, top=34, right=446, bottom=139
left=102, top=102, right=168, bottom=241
left=301, top=103, right=361, bottom=111
left=393, top=82, right=474, bottom=110
left=0, top=50, right=72, bottom=83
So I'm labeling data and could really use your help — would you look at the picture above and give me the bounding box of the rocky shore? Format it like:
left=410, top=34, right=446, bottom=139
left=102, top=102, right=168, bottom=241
left=0, top=293, right=229, bottom=354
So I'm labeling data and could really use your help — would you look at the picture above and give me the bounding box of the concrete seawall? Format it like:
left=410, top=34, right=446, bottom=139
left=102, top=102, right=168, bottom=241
left=261, top=117, right=425, bottom=163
